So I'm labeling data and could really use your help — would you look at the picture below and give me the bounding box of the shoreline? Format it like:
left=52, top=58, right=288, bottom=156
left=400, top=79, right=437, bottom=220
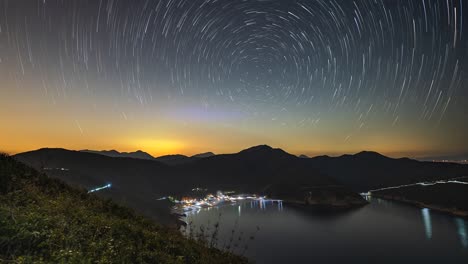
left=372, top=194, right=468, bottom=218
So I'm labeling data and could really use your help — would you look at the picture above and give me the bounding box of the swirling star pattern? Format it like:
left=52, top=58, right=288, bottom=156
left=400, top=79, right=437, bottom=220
left=0, top=0, right=467, bottom=157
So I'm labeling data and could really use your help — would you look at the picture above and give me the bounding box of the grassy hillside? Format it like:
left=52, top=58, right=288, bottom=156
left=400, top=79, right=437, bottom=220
left=0, top=153, right=247, bottom=264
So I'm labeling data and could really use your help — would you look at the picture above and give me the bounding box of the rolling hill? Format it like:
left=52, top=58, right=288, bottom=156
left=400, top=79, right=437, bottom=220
left=0, top=153, right=246, bottom=263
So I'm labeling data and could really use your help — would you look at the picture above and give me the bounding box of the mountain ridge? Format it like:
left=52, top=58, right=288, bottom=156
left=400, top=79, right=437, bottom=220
left=80, top=149, right=218, bottom=165
left=13, top=145, right=368, bottom=222
left=81, top=149, right=155, bottom=160
left=14, top=145, right=468, bottom=213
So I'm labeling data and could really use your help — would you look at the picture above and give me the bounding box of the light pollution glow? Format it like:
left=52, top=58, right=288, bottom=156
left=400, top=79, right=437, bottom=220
left=0, top=83, right=463, bottom=158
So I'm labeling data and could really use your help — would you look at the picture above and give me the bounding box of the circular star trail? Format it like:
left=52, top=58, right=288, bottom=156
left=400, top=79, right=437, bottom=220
left=0, top=0, right=467, bottom=156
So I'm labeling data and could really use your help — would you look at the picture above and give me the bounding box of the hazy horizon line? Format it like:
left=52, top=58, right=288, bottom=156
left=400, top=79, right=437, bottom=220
left=4, top=145, right=468, bottom=161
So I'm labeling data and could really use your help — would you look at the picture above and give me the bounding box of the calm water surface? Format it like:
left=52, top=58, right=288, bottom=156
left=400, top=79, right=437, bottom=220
left=181, top=198, right=468, bottom=263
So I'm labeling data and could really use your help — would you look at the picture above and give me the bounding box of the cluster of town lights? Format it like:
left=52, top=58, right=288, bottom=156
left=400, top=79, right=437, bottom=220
left=173, top=191, right=280, bottom=212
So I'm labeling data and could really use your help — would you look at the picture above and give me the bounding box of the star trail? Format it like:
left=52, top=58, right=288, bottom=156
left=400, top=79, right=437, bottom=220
left=0, top=0, right=467, bottom=158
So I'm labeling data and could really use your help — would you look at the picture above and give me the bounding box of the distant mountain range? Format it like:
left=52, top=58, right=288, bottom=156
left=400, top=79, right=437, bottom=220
left=178, top=147, right=468, bottom=191
left=16, top=145, right=468, bottom=193
left=17, top=145, right=333, bottom=194
left=192, top=152, right=215, bottom=158
left=81, top=149, right=216, bottom=165
left=13, top=145, right=468, bottom=223
left=81, top=149, right=155, bottom=160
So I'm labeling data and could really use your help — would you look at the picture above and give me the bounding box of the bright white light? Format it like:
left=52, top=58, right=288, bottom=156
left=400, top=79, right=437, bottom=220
left=88, top=183, right=112, bottom=193
left=421, top=208, right=432, bottom=239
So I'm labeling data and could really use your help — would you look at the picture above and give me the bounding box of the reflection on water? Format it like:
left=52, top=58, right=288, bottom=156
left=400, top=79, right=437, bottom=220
left=182, top=199, right=468, bottom=263
left=456, top=218, right=467, bottom=248
left=248, top=199, right=283, bottom=211
left=421, top=208, right=433, bottom=239
left=420, top=208, right=468, bottom=248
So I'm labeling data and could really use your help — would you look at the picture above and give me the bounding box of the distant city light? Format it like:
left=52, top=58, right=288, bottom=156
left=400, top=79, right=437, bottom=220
left=88, top=183, right=112, bottom=193
left=365, top=176, right=468, bottom=194
left=172, top=190, right=282, bottom=215
left=43, top=167, right=69, bottom=171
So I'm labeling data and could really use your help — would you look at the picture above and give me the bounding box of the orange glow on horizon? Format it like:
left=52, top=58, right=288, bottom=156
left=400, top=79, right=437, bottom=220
left=0, top=79, right=464, bottom=159
left=130, top=138, right=186, bottom=157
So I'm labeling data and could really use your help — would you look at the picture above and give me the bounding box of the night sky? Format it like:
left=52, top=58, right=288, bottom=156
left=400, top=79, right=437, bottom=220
left=1, top=0, right=467, bottom=158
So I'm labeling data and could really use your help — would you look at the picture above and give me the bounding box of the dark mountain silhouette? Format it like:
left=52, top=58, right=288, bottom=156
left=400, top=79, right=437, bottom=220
left=353, top=151, right=389, bottom=159
left=299, top=154, right=310, bottom=158
left=15, top=145, right=468, bottom=222
left=154, top=154, right=190, bottom=165
left=80, top=149, right=217, bottom=165
left=155, top=152, right=215, bottom=165
left=307, top=151, right=468, bottom=191
left=16, top=147, right=468, bottom=194
left=81, top=149, right=155, bottom=160
left=15, top=146, right=333, bottom=194
left=237, top=145, right=290, bottom=157
left=14, top=146, right=366, bottom=223
left=191, top=152, right=215, bottom=158
left=172, top=145, right=332, bottom=193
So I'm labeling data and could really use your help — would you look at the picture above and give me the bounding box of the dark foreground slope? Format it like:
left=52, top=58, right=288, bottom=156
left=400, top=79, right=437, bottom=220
left=15, top=148, right=178, bottom=224
left=0, top=154, right=247, bottom=263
